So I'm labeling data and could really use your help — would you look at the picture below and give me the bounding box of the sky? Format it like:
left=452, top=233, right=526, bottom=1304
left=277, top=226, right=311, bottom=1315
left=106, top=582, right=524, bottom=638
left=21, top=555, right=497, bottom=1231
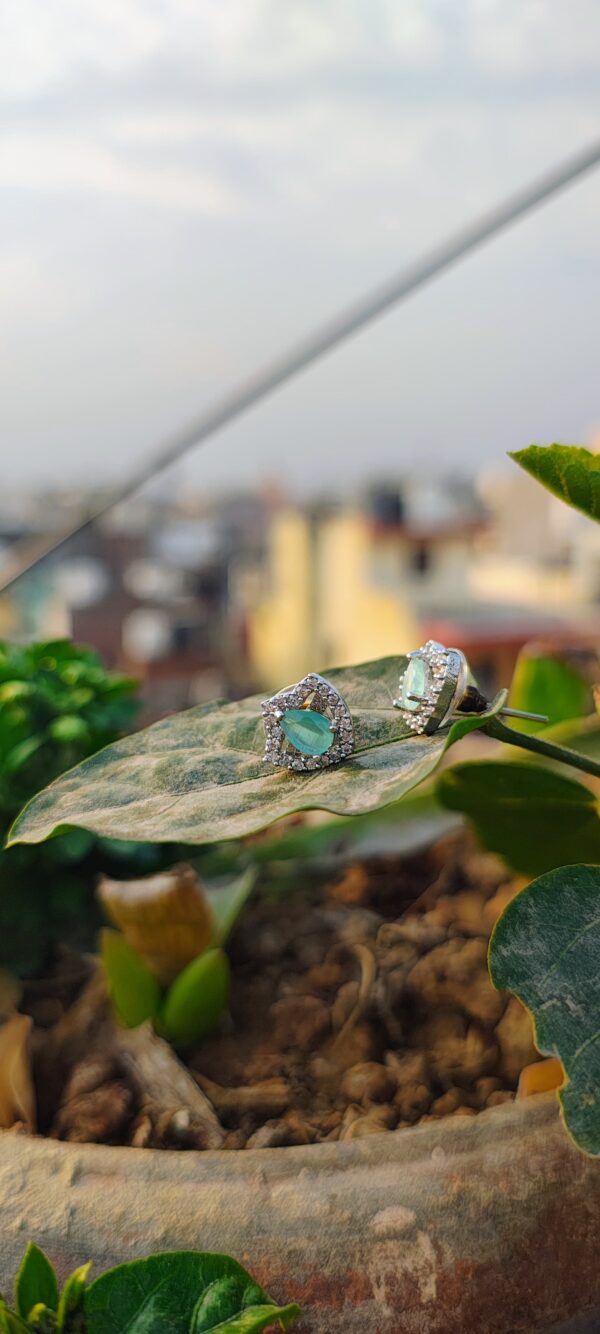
left=1, top=0, right=599, bottom=499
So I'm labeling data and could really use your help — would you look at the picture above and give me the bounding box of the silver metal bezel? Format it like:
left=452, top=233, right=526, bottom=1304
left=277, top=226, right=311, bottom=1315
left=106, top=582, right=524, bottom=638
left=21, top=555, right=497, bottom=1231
left=261, top=673, right=354, bottom=771
left=394, top=641, right=468, bottom=735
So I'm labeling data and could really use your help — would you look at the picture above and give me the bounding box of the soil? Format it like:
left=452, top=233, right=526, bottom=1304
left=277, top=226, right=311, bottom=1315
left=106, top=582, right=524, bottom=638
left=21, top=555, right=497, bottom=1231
left=20, top=830, right=540, bottom=1151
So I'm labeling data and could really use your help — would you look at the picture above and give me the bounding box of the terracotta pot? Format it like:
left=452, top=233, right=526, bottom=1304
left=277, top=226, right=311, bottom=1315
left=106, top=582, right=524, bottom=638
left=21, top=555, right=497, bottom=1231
left=1, top=1094, right=599, bottom=1332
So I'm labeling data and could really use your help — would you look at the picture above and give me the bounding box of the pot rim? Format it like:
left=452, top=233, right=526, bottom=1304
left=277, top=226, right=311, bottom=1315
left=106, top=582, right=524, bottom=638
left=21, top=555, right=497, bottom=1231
left=1, top=1091, right=568, bottom=1182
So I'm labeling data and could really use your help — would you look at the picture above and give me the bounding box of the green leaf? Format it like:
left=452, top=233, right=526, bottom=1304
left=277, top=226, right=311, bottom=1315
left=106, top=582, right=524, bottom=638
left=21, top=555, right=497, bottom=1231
left=0, top=1303, right=34, bottom=1334
left=489, top=865, right=600, bottom=1155
left=206, top=869, right=256, bottom=946
left=246, top=790, right=456, bottom=865
left=436, top=761, right=600, bottom=876
left=190, top=1303, right=300, bottom=1333
left=0, top=682, right=36, bottom=704
left=57, top=688, right=94, bottom=713
left=0, top=637, right=139, bottom=830
left=509, top=651, right=590, bottom=734
left=56, top=1263, right=92, bottom=1332
left=100, top=930, right=162, bottom=1029
left=191, top=793, right=461, bottom=887
left=27, top=1304, right=57, bottom=1332
left=43, top=829, right=95, bottom=865
left=7, top=657, right=504, bottom=849
left=160, top=948, right=230, bottom=1048
left=47, top=717, right=91, bottom=746
left=84, top=1251, right=300, bottom=1333
left=4, top=737, right=44, bottom=776
left=510, top=444, right=600, bottom=523
left=15, top=1246, right=59, bottom=1320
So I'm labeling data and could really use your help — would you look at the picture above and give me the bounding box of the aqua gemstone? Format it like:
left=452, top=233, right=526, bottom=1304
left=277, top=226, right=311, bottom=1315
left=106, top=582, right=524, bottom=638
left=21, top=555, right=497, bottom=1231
left=401, top=656, right=429, bottom=711
left=280, top=708, right=334, bottom=756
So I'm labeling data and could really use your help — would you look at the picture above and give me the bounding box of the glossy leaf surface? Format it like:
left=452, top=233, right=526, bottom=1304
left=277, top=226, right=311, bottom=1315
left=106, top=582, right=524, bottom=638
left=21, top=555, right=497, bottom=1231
left=437, top=761, right=600, bottom=876
left=510, top=444, right=600, bottom=523
left=84, top=1252, right=300, bottom=1333
left=8, top=658, right=504, bottom=849
left=490, top=865, right=600, bottom=1155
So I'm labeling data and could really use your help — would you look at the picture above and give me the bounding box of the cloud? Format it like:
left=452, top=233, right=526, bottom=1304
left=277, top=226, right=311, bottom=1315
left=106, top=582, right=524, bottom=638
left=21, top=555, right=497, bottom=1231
left=2, top=0, right=600, bottom=102
left=0, top=130, right=239, bottom=213
left=466, top=0, right=600, bottom=76
left=0, top=0, right=599, bottom=490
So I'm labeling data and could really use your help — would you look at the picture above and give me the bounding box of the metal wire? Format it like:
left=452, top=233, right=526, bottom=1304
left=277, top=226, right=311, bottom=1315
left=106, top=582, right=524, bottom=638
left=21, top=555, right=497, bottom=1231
left=2, top=136, right=600, bottom=596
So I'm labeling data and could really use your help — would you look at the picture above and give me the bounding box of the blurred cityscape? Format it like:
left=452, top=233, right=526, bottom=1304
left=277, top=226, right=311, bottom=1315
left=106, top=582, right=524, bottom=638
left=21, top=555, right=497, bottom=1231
left=1, top=460, right=600, bottom=719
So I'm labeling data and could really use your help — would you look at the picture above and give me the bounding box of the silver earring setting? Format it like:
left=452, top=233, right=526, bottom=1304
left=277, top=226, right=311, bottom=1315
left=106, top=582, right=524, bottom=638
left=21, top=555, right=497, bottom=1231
left=262, top=673, right=354, bottom=771
left=394, top=640, right=548, bottom=736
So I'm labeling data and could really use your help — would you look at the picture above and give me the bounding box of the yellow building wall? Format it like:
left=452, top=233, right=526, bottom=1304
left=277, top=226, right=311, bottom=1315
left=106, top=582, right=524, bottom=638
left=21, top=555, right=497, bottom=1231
left=248, top=511, right=315, bottom=689
left=318, top=512, right=418, bottom=667
left=249, top=509, right=418, bottom=689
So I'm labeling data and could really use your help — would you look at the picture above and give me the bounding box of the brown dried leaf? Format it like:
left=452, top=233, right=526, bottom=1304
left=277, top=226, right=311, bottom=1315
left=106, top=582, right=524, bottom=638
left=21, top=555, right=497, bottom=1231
left=0, top=1014, right=35, bottom=1130
left=99, top=863, right=213, bottom=984
left=518, top=1056, right=564, bottom=1098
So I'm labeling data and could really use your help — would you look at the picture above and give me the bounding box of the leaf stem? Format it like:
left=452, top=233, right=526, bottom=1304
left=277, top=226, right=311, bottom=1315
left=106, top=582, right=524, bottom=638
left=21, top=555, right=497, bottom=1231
left=485, top=716, right=600, bottom=780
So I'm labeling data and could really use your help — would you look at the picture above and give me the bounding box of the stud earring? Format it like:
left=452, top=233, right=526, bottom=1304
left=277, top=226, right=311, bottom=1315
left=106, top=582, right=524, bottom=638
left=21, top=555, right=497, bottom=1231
left=262, top=673, right=354, bottom=771
left=394, top=641, right=548, bottom=736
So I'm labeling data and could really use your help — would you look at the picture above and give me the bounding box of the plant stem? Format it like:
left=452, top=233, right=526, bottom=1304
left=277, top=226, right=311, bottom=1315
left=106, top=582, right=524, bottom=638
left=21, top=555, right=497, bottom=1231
left=485, top=716, right=600, bottom=780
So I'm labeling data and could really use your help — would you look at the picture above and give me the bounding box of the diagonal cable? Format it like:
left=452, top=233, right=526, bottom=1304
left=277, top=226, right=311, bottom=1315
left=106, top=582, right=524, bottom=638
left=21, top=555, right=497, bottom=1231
left=2, top=136, right=600, bottom=595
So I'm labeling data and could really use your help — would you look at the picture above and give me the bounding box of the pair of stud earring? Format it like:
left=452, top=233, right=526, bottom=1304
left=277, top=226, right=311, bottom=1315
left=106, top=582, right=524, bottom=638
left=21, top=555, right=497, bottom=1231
left=261, top=640, right=547, bottom=771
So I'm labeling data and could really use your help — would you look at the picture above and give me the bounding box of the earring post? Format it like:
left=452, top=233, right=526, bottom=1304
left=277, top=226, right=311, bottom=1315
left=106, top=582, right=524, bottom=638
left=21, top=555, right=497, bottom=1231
left=407, top=695, right=549, bottom=725
left=498, top=706, right=549, bottom=724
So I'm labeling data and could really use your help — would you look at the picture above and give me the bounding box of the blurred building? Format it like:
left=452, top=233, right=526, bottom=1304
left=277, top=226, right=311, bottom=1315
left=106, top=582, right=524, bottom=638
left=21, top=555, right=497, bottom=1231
left=1, top=488, right=267, bottom=715
left=2, top=468, right=600, bottom=715
left=248, top=472, right=600, bottom=696
left=248, top=477, right=487, bottom=687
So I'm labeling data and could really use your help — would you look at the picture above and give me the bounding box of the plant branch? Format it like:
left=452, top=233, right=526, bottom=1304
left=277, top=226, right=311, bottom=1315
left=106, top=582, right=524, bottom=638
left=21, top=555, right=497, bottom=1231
left=484, top=716, right=600, bottom=780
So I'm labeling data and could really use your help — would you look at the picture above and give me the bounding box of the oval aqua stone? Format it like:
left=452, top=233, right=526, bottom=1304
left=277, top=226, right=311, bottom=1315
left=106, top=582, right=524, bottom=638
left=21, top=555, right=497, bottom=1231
left=280, top=708, right=334, bottom=756
left=401, top=655, right=429, bottom=711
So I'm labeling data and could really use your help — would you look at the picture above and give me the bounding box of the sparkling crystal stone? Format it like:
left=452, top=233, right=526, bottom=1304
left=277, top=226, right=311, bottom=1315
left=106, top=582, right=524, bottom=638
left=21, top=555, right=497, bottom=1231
left=280, top=708, right=334, bottom=756
left=401, top=656, right=429, bottom=711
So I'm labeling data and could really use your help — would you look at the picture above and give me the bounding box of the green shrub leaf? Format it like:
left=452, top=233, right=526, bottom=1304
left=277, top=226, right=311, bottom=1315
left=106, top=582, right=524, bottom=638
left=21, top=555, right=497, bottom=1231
left=25, top=1303, right=56, bottom=1332
left=48, top=717, right=91, bottom=746
left=190, top=1303, right=300, bottom=1333
left=437, top=761, right=600, bottom=876
left=5, top=738, right=44, bottom=776
left=0, top=639, right=139, bottom=834
left=7, top=657, right=503, bottom=849
left=14, top=1245, right=58, bottom=1320
left=84, top=1252, right=300, bottom=1333
left=0, top=682, right=36, bottom=704
left=489, top=865, right=600, bottom=1155
left=160, top=948, right=230, bottom=1048
left=509, top=651, right=590, bottom=733
left=510, top=444, right=600, bottom=522
left=0, top=1303, right=33, bottom=1334
left=100, top=930, right=162, bottom=1029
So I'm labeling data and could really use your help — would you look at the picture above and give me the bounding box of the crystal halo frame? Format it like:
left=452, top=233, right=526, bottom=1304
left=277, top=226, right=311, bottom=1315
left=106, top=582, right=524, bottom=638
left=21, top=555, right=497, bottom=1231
left=394, top=640, right=468, bottom=736
left=261, top=672, right=354, bottom=771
